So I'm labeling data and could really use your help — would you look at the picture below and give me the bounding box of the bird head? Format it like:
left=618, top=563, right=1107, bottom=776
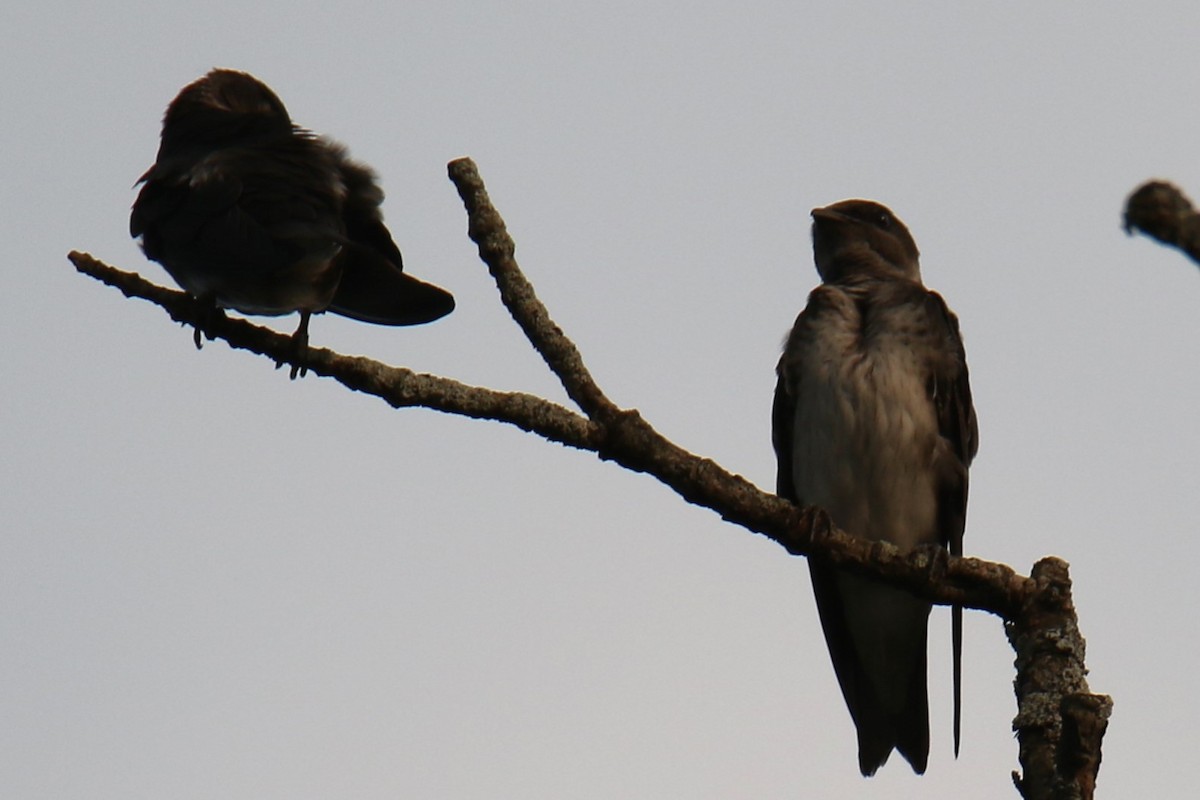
left=811, top=199, right=922, bottom=284
left=157, top=69, right=294, bottom=159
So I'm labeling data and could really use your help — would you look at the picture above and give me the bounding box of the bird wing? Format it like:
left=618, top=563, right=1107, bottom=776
left=771, top=367, right=797, bottom=503
left=131, top=161, right=273, bottom=267
left=923, top=290, right=978, bottom=758
left=133, top=153, right=337, bottom=277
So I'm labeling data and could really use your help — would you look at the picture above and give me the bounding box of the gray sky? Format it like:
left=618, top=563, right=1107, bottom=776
left=4, top=3, right=1198, bottom=797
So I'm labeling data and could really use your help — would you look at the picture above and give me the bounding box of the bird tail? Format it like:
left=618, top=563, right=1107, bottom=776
left=328, top=243, right=454, bottom=325
left=809, top=563, right=932, bottom=776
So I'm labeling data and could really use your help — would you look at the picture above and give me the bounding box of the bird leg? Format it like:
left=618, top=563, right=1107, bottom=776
left=190, top=295, right=226, bottom=349
left=277, top=310, right=312, bottom=379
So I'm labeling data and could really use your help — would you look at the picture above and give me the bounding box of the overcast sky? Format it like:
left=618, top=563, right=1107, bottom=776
left=4, top=3, right=1199, bottom=798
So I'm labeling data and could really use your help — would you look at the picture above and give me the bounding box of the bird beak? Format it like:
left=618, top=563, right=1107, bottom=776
left=811, top=206, right=853, bottom=224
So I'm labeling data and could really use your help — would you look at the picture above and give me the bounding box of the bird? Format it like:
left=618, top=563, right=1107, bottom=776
left=130, top=68, right=455, bottom=377
left=771, top=199, right=978, bottom=776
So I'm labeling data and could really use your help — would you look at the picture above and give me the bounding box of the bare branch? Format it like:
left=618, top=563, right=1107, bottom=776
left=80, top=259, right=1025, bottom=617
left=68, top=251, right=599, bottom=449
left=70, top=158, right=1112, bottom=797
left=67, top=248, right=1027, bottom=620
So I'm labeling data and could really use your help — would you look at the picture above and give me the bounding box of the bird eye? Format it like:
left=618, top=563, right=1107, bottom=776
left=876, top=212, right=891, bottom=229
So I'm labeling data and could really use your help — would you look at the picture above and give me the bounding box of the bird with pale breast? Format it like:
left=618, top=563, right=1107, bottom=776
left=772, top=199, right=978, bottom=775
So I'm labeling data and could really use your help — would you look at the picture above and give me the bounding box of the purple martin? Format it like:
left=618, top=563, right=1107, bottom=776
left=772, top=200, right=978, bottom=775
left=130, top=69, right=454, bottom=376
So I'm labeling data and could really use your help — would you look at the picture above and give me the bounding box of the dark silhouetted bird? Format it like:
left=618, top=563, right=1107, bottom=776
left=130, top=68, right=454, bottom=377
left=772, top=200, right=978, bottom=776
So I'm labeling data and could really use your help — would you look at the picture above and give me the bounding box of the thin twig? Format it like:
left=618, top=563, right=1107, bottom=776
left=447, top=157, right=619, bottom=420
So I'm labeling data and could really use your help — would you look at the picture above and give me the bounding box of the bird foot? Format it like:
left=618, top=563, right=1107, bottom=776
left=191, top=297, right=226, bottom=349
left=275, top=311, right=312, bottom=379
